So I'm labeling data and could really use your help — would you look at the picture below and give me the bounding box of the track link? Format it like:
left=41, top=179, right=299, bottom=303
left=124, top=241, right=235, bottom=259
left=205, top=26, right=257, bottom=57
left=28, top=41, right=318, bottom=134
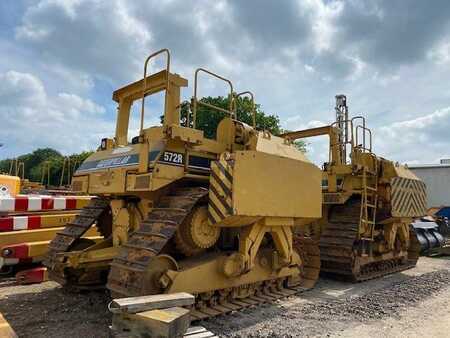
left=319, top=200, right=421, bottom=281
left=107, top=187, right=208, bottom=296
left=189, top=236, right=320, bottom=321
left=44, top=198, right=110, bottom=286
left=107, top=187, right=320, bottom=320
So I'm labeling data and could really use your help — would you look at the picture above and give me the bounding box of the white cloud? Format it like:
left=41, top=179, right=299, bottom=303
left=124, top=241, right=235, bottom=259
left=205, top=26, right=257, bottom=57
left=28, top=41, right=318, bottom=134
left=0, top=0, right=448, bottom=166
left=0, top=70, right=112, bottom=156
left=376, top=107, right=450, bottom=163
left=428, top=40, right=450, bottom=65
left=16, top=0, right=151, bottom=84
left=0, top=70, right=46, bottom=106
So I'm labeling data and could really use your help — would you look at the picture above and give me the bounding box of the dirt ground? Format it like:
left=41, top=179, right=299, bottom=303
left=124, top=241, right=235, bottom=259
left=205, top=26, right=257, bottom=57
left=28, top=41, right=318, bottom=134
left=0, top=256, right=449, bottom=338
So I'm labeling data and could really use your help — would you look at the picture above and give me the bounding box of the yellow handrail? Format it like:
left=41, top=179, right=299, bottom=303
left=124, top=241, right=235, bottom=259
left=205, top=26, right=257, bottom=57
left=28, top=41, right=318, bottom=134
left=192, top=68, right=234, bottom=129
left=140, top=49, right=171, bottom=133
left=233, top=91, right=256, bottom=128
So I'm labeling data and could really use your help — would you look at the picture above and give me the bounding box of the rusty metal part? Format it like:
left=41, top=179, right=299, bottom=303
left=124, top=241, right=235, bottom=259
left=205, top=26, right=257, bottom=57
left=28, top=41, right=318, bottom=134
left=107, top=187, right=209, bottom=296
left=319, top=200, right=421, bottom=281
left=294, top=236, right=321, bottom=289
left=44, top=198, right=110, bottom=287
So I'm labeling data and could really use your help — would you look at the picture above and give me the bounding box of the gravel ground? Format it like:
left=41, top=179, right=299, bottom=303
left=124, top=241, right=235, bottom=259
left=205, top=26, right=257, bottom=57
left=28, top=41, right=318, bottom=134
left=0, top=281, right=111, bottom=338
left=0, top=256, right=448, bottom=337
left=205, top=257, right=450, bottom=337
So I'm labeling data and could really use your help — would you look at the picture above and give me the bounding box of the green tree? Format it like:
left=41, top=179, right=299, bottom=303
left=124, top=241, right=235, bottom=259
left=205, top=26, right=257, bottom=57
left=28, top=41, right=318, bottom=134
left=179, top=96, right=281, bottom=138
left=178, top=96, right=306, bottom=151
left=0, top=148, right=93, bottom=186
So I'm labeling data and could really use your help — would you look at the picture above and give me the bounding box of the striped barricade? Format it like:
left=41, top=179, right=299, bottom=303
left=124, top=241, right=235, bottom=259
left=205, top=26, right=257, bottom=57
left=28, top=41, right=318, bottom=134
left=0, top=195, right=91, bottom=213
left=0, top=228, right=102, bottom=267
left=0, top=213, right=77, bottom=232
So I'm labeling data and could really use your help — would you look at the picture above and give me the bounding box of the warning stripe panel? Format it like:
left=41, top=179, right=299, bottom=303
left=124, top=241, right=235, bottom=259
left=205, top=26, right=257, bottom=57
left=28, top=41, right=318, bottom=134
left=391, top=177, right=427, bottom=217
left=1, top=235, right=102, bottom=261
left=0, top=195, right=91, bottom=212
left=208, top=157, right=234, bottom=224
left=0, top=213, right=77, bottom=232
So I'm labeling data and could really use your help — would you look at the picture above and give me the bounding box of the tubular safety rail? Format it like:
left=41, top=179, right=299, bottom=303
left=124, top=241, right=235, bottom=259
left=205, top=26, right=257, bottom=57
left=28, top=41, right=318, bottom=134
left=191, top=68, right=234, bottom=129
left=353, top=116, right=373, bottom=153
left=329, top=116, right=374, bottom=165
left=140, top=48, right=171, bottom=133
left=233, top=91, right=256, bottom=128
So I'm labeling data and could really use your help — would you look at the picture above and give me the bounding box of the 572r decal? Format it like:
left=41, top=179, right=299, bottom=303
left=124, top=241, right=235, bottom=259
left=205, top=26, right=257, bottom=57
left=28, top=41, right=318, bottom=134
left=161, top=151, right=184, bottom=165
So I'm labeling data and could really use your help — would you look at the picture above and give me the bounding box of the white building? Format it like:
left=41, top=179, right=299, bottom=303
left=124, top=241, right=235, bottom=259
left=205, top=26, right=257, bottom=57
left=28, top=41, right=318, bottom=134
left=408, top=159, right=450, bottom=208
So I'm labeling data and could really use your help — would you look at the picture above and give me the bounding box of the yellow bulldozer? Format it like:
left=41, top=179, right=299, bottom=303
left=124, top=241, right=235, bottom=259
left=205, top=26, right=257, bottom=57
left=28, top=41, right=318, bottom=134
left=282, top=95, right=427, bottom=281
left=45, top=49, right=427, bottom=318
left=44, top=49, right=323, bottom=317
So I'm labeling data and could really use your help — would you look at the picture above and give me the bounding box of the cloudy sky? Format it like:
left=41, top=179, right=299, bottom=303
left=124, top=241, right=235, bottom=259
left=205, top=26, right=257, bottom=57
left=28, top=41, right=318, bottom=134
left=1, top=0, right=449, bottom=165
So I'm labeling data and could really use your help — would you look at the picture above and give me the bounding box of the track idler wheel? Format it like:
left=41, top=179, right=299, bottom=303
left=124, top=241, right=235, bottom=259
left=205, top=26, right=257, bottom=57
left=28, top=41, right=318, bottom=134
left=142, top=255, right=178, bottom=295
left=175, top=205, right=220, bottom=256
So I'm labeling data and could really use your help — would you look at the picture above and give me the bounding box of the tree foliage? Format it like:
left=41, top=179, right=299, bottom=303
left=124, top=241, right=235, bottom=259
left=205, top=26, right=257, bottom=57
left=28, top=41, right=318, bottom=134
left=0, top=148, right=93, bottom=186
left=182, top=96, right=281, bottom=138
left=177, top=96, right=305, bottom=151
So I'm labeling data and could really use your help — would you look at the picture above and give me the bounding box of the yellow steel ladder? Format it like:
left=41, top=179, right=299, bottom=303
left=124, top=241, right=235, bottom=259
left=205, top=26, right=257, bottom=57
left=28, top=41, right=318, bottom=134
left=359, top=162, right=378, bottom=241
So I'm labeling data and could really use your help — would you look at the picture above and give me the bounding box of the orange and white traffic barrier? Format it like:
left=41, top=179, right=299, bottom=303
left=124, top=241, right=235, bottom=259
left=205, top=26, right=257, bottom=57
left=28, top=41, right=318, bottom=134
left=16, top=267, right=48, bottom=285
left=0, top=213, right=77, bottom=232
left=0, top=194, right=91, bottom=213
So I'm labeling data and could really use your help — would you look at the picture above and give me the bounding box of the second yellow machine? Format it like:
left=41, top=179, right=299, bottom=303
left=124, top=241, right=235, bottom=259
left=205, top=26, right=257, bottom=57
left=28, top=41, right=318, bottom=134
left=283, top=95, right=427, bottom=281
left=44, top=49, right=323, bottom=316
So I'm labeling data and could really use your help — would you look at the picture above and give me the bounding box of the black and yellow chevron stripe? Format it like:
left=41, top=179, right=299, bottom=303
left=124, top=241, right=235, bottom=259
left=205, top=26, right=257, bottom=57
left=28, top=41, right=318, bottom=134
left=208, top=157, right=234, bottom=225
left=391, top=177, right=427, bottom=217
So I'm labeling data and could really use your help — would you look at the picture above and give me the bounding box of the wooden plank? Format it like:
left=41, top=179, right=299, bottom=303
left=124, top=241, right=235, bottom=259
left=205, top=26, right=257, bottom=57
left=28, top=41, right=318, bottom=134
left=111, top=292, right=195, bottom=314
left=0, top=313, right=18, bottom=338
left=184, top=332, right=216, bottom=338
left=112, top=307, right=190, bottom=338
left=185, top=326, right=207, bottom=335
left=184, top=327, right=218, bottom=338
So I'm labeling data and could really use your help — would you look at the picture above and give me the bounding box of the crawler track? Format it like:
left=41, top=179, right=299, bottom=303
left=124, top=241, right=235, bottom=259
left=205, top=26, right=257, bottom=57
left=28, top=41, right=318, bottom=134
left=319, top=200, right=421, bottom=281
left=107, top=187, right=209, bottom=296
left=187, top=236, right=320, bottom=321
left=45, top=187, right=321, bottom=320
left=44, top=198, right=111, bottom=287
left=107, top=186, right=320, bottom=320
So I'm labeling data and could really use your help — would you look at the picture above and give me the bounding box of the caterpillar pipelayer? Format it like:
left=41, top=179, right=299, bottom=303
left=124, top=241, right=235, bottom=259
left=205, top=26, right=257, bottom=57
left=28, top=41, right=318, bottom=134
left=44, top=49, right=323, bottom=317
left=282, top=95, right=426, bottom=281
